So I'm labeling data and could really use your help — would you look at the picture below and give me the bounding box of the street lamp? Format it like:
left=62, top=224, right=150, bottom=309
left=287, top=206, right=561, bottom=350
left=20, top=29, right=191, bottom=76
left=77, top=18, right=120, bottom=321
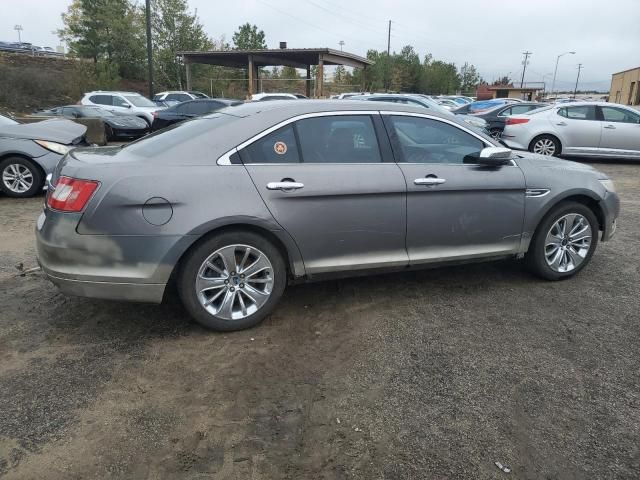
left=339, top=40, right=345, bottom=51
left=14, top=25, right=23, bottom=43
left=551, top=51, right=575, bottom=99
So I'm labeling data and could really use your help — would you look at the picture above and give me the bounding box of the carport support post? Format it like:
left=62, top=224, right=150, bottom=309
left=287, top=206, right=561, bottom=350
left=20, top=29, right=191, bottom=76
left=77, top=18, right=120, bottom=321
left=248, top=54, right=255, bottom=98
left=316, top=54, right=324, bottom=98
left=185, top=59, right=192, bottom=91
left=306, top=65, right=311, bottom=97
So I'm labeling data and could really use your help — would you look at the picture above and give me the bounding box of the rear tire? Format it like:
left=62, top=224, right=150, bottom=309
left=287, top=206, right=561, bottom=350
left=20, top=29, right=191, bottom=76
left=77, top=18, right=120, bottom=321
left=177, top=231, right=287, bottom=331
left=0, top=157, right=43, bottom=198
left=529, top=134, right=561, bottom=157
left=526, top=202, right=598, bottom=280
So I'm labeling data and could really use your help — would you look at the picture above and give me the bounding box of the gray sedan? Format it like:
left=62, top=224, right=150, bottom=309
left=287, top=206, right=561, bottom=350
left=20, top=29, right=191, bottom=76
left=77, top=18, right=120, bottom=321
left=36, top=101, right=620, bottom=331
left=0, top=114, right=87, bottom=197
left=502, top=101, right=640, bottom=159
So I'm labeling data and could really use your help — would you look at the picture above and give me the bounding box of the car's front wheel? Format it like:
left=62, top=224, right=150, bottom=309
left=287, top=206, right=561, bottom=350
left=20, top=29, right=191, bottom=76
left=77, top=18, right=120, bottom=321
left=177, top=231, right=287, bottom=331
left=530, top=134, right=561, bottom=156
left=0, top=157, right=44, bottom=198
left=526, top=202, right=599, bottom=280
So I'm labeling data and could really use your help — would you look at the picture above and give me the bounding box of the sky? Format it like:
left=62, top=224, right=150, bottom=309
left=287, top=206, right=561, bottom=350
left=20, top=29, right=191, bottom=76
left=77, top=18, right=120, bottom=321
left=2, top=0, right=638, bottom=92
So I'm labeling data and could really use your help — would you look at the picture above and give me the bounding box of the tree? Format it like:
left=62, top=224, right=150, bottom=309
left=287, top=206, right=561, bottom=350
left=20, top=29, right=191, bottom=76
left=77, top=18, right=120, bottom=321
left=58, top=0, right=145, bottom=79
left=458, top=62, right=482, bottom=93
left=151, top=0, right=212, bottom=89
left=492, top=76, right=512, bottom=86
left=232, top=23, right=267, bottom=50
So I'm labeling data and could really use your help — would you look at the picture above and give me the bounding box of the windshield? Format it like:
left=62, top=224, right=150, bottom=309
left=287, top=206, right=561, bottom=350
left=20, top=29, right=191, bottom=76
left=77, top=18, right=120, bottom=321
left=124, top=95, right=156, bottom=107
left=77, top=107, right=114, bottom=117
left=0, top=114, right=19, bottom=126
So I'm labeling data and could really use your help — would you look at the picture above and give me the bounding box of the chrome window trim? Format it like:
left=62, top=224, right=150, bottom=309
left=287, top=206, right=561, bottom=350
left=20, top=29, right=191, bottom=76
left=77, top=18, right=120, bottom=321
left=216, top=109, right=516, bottom=167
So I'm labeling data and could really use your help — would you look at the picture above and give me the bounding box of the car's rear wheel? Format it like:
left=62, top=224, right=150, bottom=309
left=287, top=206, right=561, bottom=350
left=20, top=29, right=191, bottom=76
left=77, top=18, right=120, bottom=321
left=526, top=202, right=599, bottom=280
left=177, top=231, right=287, bottom=331
left=0, top=157, right=43, bottom=198
left=530, top=134, right=561, bottom=156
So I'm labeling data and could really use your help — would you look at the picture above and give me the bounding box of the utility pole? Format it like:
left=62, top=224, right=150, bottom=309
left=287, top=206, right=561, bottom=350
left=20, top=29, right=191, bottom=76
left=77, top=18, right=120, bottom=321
left=520, top=51, right=532, bottom=88
left=145, top=0, right=154, bottom=98
left=386, top=20, right=391, bottom=92
left=573, top=64, right=583, bottom=99
left=339, top=40, right=344, bottom=51
left=14, top=25, right=23, bottom=43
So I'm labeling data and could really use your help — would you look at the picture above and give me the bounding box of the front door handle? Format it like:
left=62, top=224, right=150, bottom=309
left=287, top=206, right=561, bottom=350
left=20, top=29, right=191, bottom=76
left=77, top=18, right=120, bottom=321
left=414, top=177, right=446, bottom=186
left=266, top=181, right=304, bottom=191
left=604, top=124, right=616, bottom=129
left=556, top=122, right=568, bottom=126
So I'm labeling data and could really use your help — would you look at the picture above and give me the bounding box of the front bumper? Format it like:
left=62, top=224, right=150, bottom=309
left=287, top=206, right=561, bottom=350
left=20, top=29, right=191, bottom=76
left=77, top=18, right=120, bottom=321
left=600, top=190, right=620, bottom=241
left=35, top=209, right=192, bottom=303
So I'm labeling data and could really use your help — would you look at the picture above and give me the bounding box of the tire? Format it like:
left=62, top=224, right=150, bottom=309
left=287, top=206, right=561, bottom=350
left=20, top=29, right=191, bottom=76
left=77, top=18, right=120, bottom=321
left=177, top=230, right=287, bottom=331
left=0, top=157, right=44, bottom=198
left=105, top=124, right=114, bottom=142
left=489, top=128, right=502, bottom=140
left=529, top=134, right=561, bottom=157
left=526, top=202, right=599, bottom=280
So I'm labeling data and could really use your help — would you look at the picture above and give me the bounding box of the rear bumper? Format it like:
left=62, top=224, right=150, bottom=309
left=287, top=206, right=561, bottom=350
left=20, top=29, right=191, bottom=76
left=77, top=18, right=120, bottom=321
left=35, top=209, right=194, bottom=304
left=502, top=137, right=528, bottom=151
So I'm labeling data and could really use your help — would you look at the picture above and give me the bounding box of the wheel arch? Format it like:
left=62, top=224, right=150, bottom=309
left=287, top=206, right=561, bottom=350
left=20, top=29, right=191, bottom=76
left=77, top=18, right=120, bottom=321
left=0, top=153, right=46, bottom=183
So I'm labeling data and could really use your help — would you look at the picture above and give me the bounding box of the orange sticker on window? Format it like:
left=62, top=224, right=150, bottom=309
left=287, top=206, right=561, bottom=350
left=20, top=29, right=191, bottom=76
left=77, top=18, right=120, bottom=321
left=274, top=141, right=287, bottom=155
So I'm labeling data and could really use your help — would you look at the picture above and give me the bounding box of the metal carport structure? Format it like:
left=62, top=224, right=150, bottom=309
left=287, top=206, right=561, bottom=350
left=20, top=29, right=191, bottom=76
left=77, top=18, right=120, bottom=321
left=178, top=48, right=373, bottom=98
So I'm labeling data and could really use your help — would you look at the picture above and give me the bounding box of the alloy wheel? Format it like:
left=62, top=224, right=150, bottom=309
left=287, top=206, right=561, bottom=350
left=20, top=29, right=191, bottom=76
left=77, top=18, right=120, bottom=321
left=195, top=244, right=274, bottom=320
left=544, top=213, right=592, bottom=273
left=2, top=164, right=34, bottom=194
left=533, top=138, right=556, bottom=156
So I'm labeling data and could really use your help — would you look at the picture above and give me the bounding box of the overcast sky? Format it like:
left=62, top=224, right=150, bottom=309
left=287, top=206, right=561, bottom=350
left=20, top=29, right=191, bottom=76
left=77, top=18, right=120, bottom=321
left=2, top=0, right=638, bottom=91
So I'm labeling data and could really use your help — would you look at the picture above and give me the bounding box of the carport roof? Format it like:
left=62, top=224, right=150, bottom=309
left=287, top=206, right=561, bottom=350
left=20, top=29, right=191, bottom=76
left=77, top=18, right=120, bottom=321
left=178, top=48, right=373, bottom=69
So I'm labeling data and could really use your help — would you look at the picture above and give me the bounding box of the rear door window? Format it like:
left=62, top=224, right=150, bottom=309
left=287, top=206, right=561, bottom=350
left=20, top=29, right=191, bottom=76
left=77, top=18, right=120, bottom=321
left=241, top=126, right=300, bottom=164
left=558, top=105, right=596, bottom=120
left=295, top=115, right=382, bottom=163
left=89, top=95, right=111, bottom=105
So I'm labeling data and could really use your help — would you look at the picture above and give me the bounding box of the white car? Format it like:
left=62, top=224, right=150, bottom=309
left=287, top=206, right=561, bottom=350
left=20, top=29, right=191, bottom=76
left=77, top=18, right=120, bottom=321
left=502, top=101, right=640, bottom=159
left=80, top=91, right=164, bottom=125
left=250, top=93, right=298, bottom=101
left=153, top=90, right=208, bottom=105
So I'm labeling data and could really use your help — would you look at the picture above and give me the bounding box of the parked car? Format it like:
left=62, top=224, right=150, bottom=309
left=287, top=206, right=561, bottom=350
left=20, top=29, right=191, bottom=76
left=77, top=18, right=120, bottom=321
left=80, top=91, right=164, bottom=125
left=0, top=114, right=87, bottom=197
left=453, top=99, right=511, bottom=114
left=502, top=102, right=640, bottom=158
left=33, top=105, right=148, bottom=140
left=435, top=98, right=461, bottom=110
left=331, top=92, right=369, bottom=99
left=36, top=100, right=619, bottom=331
left=152, top=90, right=209, bottom=106
left=472, top=102, right=544, bottom=139
left=440, top=96, right=472, bottom=105
left=151, top=98, right=242, bottom=131
left=250, top=93, right=298, bottom=101
left=351, top=94, right=488, bottom=130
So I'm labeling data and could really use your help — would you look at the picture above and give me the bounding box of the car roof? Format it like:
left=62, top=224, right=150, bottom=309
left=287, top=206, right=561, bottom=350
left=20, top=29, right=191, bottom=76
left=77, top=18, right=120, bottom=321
left=85, top=91, right=142, bottom=95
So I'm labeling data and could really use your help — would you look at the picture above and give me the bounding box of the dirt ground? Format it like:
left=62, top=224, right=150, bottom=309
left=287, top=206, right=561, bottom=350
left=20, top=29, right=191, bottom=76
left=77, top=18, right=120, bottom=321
left=0, top=161, right=639, bottom=479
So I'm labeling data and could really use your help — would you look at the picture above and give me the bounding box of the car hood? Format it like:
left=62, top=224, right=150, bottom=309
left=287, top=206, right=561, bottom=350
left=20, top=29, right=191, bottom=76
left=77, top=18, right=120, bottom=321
left=0, top=119, right=86, bottom=144
left=514, top=151, right=605, bottom=177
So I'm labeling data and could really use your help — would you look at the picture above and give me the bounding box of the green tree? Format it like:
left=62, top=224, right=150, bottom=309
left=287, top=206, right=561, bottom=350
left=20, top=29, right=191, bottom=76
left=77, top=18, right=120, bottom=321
left=151, top=0, right=212, bottom=89
left=58, top=0, right=145, bottom=79
left=492, top=76, right=512, bottom=86
left=458, top=62, right=482, bottom=93
left=232, top=23, right=267, bottom=50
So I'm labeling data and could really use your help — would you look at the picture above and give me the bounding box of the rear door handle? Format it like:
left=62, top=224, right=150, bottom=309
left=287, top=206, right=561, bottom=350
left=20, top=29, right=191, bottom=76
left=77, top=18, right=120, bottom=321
left=266, top=181, right=304, bottom=191
left=556, top=122, right=568, bottom=126
left=604, top=124, right=616, bottom=129
left=414, top=177, right=446, bottom=186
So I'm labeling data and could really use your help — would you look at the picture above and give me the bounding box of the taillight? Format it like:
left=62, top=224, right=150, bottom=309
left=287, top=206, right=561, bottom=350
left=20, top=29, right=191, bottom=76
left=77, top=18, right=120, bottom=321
left=152, top=111, right=158, bottom=118
left=47, top=176, right=99, bottom=212
left=505, top=118, right=530, bottom=125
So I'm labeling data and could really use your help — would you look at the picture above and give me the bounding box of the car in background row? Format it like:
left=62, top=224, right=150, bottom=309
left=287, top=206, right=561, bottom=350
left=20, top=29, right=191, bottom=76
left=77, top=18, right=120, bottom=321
left=502, top=102, right=640, bottom=159
left=35, top=100, right=619, bottom=331
left=151, top=98, right=242, bottom=131
left=439, top=96, right=473, bottom=105
left=435, top=98, right=461, bottom=110
left=33, top=106, right=148, bottom=141
left=0, top=114, right=87, bottom=197
left=250, top=93, right=298, bottom=101
left=80, top=91, right=164, bottom=126
left=352, top=94, right=488, bottom=131
left=453, top=99, right=513, bottom=115
left=472, top=102, right=544, bottom=139
left=152, top=90, right=209, bottom=106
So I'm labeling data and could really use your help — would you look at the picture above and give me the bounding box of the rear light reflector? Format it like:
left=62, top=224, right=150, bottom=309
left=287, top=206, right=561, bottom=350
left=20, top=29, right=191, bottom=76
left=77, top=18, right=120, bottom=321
left=505, top=118, right=530, bottom=125
left=47, top=176, right=99, bottom=212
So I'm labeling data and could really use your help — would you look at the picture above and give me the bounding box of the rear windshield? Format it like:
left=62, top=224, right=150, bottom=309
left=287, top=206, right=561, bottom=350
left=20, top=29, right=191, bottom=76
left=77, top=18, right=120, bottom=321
left=124, top=115, right=238, bottom=157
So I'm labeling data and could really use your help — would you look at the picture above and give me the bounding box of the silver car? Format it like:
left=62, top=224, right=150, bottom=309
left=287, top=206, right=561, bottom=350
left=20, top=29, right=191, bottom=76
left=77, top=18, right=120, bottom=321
left=36, top=101, right=620, bottom=331
left=502, top=101, right=640, bottom=159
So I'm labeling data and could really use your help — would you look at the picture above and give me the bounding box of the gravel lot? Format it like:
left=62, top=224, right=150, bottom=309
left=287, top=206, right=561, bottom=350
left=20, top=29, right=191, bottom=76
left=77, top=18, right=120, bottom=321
left=0, top=160, right=638, bottom=479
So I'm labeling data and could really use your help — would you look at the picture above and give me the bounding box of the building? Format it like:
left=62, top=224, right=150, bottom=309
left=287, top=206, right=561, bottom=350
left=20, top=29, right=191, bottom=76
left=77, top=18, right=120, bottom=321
left=476, top=82, right=545, bottom=101
left=609, top=67, right=640, bottom=105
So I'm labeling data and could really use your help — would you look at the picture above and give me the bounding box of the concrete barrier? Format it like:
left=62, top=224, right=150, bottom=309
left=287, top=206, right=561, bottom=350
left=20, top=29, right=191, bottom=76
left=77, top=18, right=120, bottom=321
left=17, top=116, right=107, bottom=145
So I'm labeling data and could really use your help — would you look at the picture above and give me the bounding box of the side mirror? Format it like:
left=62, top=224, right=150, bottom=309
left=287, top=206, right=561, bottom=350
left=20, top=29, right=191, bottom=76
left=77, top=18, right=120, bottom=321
left=478, top=146, right=512, bottom=166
